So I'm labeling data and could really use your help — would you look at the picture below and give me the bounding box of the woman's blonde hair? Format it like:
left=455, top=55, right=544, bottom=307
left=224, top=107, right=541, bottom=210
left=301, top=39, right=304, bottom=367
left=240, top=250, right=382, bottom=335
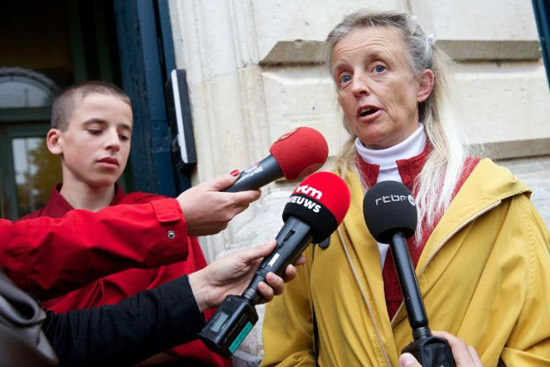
left=326, top=9, right=470, bottom=243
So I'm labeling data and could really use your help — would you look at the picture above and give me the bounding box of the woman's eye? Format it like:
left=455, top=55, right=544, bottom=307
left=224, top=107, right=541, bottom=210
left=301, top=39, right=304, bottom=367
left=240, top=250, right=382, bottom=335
left=373, top=65, right=386, bottom=73
left=340, top=75, right=352, bottom=84
left=119, top=134, right=130, bottom=142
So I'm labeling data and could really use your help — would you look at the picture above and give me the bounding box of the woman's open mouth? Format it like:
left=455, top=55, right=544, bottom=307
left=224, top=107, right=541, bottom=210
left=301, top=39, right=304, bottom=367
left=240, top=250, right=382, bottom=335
left=356, top=106, right=382, bottom=120
left=357, top=106, right=381, bottom=119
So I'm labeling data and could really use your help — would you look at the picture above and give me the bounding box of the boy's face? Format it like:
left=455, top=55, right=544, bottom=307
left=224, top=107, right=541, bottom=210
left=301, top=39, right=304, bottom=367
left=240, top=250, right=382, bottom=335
left=49, top=93, right=133, bottom=188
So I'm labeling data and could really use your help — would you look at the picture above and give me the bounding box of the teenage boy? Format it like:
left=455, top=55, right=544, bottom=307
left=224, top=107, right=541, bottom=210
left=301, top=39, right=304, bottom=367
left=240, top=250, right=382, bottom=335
left=19, top=81, right=241, bottom=366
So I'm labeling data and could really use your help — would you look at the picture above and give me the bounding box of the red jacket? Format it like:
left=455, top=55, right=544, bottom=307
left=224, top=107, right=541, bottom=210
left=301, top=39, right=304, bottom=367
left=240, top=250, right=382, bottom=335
left=3, top=197, right=187, bottom=299
left=20, top=184, right=230, bottom=367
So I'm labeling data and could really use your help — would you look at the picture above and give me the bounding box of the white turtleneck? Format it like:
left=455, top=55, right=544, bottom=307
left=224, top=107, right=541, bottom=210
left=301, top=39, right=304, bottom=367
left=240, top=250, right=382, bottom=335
left=355, top=123, right=427, bottom=268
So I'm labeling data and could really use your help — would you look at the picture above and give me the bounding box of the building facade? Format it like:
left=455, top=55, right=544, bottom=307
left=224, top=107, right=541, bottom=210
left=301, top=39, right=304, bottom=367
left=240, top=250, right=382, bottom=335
left=167, top=0, right=550, bottom=359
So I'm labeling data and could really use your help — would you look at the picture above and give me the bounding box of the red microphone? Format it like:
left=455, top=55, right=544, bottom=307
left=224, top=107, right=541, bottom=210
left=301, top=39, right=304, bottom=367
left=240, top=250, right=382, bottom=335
left=200, top=172, right=350, bottom=358
left=243, top=171, right=350, bottom=303
left=223, top=127, right=329, bottom=192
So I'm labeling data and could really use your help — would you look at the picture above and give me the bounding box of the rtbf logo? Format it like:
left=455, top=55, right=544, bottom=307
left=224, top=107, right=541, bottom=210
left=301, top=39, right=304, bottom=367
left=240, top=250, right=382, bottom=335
left=375, top=194, right=416, bottom=207
left=295, top=184, right=323, bottom=200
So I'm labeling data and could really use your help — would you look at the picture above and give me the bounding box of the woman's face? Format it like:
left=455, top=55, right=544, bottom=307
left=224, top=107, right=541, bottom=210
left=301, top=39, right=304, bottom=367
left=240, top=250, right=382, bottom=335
left=331, top=26, right=433, bottom=149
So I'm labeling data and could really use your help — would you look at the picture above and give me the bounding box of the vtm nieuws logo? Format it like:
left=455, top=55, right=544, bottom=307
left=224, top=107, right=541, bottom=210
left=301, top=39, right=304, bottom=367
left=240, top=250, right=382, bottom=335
left=375, top=194, right=416, bottom=206
left=294, top=184, right=323, bottom=200
left=289, top=184, right=322, bottom=213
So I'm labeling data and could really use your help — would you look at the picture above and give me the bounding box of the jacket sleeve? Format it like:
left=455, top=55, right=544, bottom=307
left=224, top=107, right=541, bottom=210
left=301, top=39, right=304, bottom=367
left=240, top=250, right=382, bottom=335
left=0, top=199, right=189, bottom=300
left=261, top=247, right=316, bottom=367
left=43, top=275, right=205, bottom=366
left=147, top=237, right=208, bottom=289
left=500, top=198, right=550, bottom=366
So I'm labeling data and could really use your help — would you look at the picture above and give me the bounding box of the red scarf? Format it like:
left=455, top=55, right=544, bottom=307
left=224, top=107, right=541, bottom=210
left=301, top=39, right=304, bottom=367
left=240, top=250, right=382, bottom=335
left=356, top=146, right=480, bottom=319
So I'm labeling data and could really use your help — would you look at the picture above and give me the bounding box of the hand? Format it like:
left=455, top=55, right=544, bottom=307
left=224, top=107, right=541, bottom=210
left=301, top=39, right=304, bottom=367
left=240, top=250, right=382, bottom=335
left=399, top=331, right=482, bottom=367
left=177, top=172, right=261, bottom=236
left=188, top=240, right=306, bottom=312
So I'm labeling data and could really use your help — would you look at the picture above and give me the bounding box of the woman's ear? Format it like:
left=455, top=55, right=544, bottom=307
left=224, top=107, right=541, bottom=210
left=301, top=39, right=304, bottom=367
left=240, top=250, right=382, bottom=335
left=417, top=69, right=435, bottom=103
left=46, top=129, right=63, bottom=155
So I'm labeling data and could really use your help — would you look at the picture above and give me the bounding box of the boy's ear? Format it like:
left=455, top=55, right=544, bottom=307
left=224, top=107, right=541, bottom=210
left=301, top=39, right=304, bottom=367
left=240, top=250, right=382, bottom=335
left=46, top=129, right=63, bottom=155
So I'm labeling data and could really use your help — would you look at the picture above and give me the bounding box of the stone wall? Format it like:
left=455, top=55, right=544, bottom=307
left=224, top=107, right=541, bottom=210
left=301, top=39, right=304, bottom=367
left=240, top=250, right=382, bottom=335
left=500, top=156, right=550, bottom=226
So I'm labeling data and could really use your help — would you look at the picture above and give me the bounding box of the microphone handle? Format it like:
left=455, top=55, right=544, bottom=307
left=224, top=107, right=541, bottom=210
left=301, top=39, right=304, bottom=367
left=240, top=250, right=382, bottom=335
left=243, top=217, right=313, bottom=304
left=223, top=155, right=284, bottom=192
left=402, top=335, right=456, bottom=367
left=392, top=233, right=457, bottom=366
left=389, top=232, right=429, bottom=332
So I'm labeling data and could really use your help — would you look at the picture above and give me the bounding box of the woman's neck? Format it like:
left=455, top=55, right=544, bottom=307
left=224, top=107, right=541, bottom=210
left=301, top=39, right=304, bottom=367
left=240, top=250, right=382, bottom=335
left=59, top=179, right=115, bottom=212
left=356, top=124, right=426, bottom=183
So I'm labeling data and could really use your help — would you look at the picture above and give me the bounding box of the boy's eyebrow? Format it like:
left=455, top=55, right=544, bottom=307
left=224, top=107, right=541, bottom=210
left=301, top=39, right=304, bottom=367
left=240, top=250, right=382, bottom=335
left=82, top=119, right=132, bottom=132
left=83, top=118, right=108, bottom=127
left=118, top=123, right=132, bottom=132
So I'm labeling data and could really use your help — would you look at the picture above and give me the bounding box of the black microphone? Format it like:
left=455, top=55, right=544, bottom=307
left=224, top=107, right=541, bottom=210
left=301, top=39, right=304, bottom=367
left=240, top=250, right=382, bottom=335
left=223, top=127, right=328, bottom=192
left=363, top=181, right=456, bottom=367
left=199, top=172, right=351, bottom=357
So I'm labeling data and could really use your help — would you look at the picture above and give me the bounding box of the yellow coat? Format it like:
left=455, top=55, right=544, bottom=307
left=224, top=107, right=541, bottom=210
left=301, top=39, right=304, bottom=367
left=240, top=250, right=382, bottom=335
left=262, top=159, right=550, bottom=367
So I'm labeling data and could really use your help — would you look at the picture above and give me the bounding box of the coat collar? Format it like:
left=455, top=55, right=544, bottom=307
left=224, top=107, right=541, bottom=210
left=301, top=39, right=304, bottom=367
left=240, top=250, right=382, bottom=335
left=417, top=158, right=531, bottom=272
left=356, top=143, right=432, bottom=191
left=41, top=183, right=125, bottom=217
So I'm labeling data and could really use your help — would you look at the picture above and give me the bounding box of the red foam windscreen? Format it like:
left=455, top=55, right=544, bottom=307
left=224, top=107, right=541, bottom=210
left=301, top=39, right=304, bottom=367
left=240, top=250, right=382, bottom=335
left=269, top=127, right=329, bottom=180
left=291, top=171, right=351, bottom=225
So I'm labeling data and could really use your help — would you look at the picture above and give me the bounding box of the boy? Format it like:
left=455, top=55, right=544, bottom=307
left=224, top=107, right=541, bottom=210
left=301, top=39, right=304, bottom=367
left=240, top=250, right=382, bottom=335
left=21, top=81, right=230, bottom=366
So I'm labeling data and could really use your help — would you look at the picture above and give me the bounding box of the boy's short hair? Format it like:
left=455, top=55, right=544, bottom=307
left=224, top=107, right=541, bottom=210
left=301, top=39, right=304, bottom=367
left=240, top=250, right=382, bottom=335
left=51, top=81, right=131, bottom=131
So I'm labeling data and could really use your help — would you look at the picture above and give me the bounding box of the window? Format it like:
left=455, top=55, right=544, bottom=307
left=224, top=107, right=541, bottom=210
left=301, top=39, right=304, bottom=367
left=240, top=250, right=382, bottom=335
left=0, top=68, right=61, bottom=219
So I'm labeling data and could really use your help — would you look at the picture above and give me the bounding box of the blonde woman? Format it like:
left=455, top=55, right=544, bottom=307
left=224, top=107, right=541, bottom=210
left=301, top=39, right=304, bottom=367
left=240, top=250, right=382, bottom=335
left=262, top=9, right=550, bottom=367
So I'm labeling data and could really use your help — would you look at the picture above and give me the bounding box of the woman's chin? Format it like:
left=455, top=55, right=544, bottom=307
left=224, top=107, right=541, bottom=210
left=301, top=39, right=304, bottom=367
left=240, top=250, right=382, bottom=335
left=357, top=132, right=393, bottom=150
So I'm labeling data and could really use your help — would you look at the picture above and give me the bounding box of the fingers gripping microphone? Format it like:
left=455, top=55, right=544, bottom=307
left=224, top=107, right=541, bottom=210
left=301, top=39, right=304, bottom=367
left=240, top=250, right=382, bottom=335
left=200, top=172, right=351, bottom=357
left=363, top=181, right=456, bottom=367
left=223, top=127, right=329, bottom=192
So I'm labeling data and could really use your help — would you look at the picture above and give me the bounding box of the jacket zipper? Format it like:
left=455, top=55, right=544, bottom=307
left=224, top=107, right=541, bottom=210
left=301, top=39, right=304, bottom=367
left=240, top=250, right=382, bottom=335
left=390, top=200, right=502, bottom=325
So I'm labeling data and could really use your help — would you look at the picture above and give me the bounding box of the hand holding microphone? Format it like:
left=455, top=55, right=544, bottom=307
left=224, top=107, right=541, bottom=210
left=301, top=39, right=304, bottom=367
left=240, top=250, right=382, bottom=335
left=223, top=127, right=329, bottom=192
left=363, top=181, right=456, bottom=367
left=189, top=240, right=305, bottom=312
left=178, top=127, right=329, bottom=236
left=199, top=172, right=351, bottom=358
left=400, top=331, right=482, bottom=367
left=178, top=173, right=262, bottom=236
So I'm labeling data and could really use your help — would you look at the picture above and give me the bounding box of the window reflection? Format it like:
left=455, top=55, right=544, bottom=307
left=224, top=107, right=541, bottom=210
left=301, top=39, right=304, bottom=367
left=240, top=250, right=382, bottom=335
left=0, top=68, right=58, bottom=108
left=12, top=137, right=61, bottom=217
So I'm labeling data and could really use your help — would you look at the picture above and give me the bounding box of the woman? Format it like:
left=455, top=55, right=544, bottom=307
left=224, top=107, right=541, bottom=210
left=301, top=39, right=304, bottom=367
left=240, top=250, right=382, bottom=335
left=262, top=9, right=550, bottom=367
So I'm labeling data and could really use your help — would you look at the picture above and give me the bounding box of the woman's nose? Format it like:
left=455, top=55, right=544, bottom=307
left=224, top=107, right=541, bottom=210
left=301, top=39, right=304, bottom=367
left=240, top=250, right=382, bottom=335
left=351, top=74, right=371, bottom=97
